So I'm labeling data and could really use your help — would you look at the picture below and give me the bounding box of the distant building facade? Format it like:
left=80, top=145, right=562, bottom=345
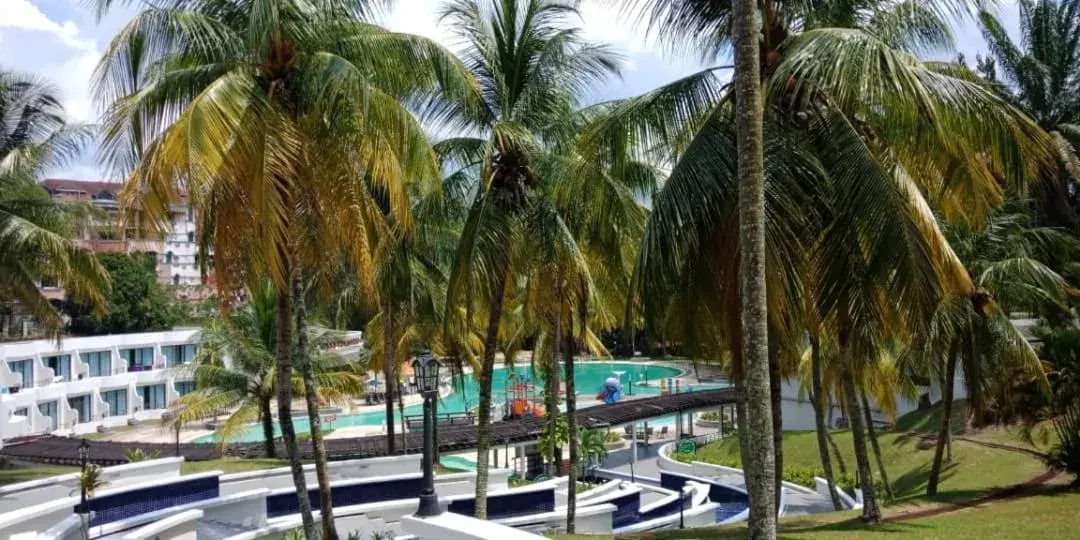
left=39, top=179, right=210, bottom=292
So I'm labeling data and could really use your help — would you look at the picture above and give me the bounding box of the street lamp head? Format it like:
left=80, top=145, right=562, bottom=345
left=412, top=352, right=441, bottom=395
left=77, top=438, right=90, bottom=462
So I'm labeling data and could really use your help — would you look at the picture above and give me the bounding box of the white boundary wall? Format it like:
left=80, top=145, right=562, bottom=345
left=0, top=457, right=184, bottom=513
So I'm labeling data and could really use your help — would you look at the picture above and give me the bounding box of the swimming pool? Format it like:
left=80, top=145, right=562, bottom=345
left=194, top=362, right=686, bottom=443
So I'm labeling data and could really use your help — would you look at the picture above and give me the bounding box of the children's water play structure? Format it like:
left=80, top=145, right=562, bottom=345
left=504, top=373, right=546, bottom=419
left=596, top=376, right=623, bottom=404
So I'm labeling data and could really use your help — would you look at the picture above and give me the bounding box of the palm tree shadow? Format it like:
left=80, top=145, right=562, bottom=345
left=778, top=520, right=932, bottom=537
left=891, top=459, right=958, bottom=500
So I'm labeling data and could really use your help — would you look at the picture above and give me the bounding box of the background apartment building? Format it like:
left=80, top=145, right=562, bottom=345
left=39, top=179, right=209, bottom=290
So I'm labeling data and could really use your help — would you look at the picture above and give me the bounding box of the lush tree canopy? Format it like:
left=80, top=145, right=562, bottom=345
left=64, top=252, right=180, bottom=335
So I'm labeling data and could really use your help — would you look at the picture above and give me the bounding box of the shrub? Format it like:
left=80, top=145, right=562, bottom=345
left=782, top=466, right=819, bottom=490
left=699, top=411, right=722, bottom=421
left=604, top=431, right=622, bottom=443
left=125, top=448, right=160, bottom=462
left=1053, top=403, right=1080, bottom=486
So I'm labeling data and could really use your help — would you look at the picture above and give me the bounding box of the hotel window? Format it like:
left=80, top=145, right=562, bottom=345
left=85, top=351, right=112, bottom=377
left=175, top=380, right=196, bottom=396
left=138, top=384, right=166, bottom=410
left=121, top=347, right=155, bottom=371
left=43, top=355, right=71, bottom=381
left=9, top=359, right=32, bottom=388
left=38, top=401, right=57, bottom=430
left=164, top=344, right=197, bottom=367
left=102, top=389, right=128, bottom=417
left=68, top=394, right=91, bottom=424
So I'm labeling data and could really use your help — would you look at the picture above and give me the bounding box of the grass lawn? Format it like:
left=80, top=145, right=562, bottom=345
left=0, top=465, right=80, bottom=485
left=559, top=490, right=1079, bottom=539
left=681, top=401, right=1048, bottom=505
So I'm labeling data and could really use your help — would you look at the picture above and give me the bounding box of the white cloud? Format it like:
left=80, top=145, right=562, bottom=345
left=0, top=0, right=101, bottom=123
left=0, top=0, right=96, bottom=51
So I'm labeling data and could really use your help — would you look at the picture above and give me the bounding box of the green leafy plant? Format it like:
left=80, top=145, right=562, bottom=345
left=538, top=414, right=570, bottom=462
left=604, top=430, right=623, bottom=443
left=70, top=465, right=107, bottom=499
left=1052, top=403, right=1080, bottom=487
left=124, top=448, right=160, bottom=462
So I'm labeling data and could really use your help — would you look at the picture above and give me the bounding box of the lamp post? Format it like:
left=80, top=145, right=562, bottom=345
left=413, top=352, right=442, bottom=518
left=679, top=485, right=687, bottom=529
left=77, top=439, right=90, bottom=518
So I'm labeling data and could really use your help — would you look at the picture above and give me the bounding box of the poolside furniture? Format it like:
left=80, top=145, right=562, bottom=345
left=623, top=425, right=633, bottom=438
left=659, top=425, right=669, bottom=438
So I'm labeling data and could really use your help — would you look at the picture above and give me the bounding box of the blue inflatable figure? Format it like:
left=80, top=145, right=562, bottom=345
left=597, top=376, right=622, bottom=404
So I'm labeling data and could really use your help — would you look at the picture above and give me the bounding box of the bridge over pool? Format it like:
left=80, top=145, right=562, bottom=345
left=0, top=388, right=739, bottom=466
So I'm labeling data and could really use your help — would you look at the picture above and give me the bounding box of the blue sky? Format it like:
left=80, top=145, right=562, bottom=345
left=0, top=0, right=1022, bottom=180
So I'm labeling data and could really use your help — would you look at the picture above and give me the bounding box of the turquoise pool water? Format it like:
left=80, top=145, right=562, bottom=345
left=195, top=362, right=684, bottom=443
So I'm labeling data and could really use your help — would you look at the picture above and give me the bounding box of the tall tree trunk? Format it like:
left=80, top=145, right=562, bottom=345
left=474, top=268, right=509, bottom=519
left=769, top=343, right=783, bottom=513
left=547, top=297, right=561, bottom=476
left=275, top=268, right=315, bottom=538
left=928, top=338, right=959, bottom=496
left=809, top=334, right=843, bottom=510
left=826, top=411, right=848, bottom=475
left=260, top=397, right=277, bottom=459
left=733, top=365, right=752, bottom=484
left=860, top=390, right=893, bottom=501
left=565, top=291, right=584, bottom=534
left=732, top=0, right=775, bottom=534
left=383, top=297, right=396, bottom=454
left=296, top=274, right=337, bottom=540
left=839, top=337, right=880, bottom=522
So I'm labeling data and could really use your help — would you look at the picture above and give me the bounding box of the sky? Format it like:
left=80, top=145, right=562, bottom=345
left=0, top=0, right=1023, bottom=181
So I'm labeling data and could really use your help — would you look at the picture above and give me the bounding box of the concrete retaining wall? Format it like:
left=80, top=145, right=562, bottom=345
left=0, top=457, right=184, bottom=513
left=403, top=512, right=545, bottom=540
left=119, top=509, right=202, bottom=540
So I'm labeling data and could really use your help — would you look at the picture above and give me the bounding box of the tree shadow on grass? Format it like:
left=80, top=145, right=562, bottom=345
left=889, top=459, right=957, bottom=500
left=778, top=519, right=933, bottom=538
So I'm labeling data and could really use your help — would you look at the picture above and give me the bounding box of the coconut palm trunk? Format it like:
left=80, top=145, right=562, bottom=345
left=565, top=291, right=584, bottom=533
left=860, top=390, right=893, bottom=500
left=260, top=397, right=277, bottom=458
left=928, top=338, right=959, bottom=496
left=838, top=333, right=881, bottom=522
left=383, top=297, right=396, bottom=454
left=732, top=0, right=776, bottom=534
left=275, top=267, right=315, bottom=538
left=769, top=345, right=784, bottom=511
left=474, top=268, right=509, bottom=519
left=809, top=334, right=843, bottom=510
left=295, top=274, right=337, bottom=540
left=547, top=309, right=562, bottom=476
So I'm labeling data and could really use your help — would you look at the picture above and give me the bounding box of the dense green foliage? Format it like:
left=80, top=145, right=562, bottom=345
left=64, top=253, right=180, bottom=335
left=0, top=70, right=107, bottom=336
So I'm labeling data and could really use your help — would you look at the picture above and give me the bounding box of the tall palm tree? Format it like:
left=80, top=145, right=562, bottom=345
left=0, top=70, right=107, bottom=336
left=93, top=1, right=472, bottom=536
left=166, top=281, right=363, bottom=455
left=597, top=0, right=1053, bottom=524
left=438, top=0, right=621, bottom=518
left=980, top=0, right=1080, bottom=229
left=730, top=0, right=774, bottom=531
left=904, top=205, right=1068, bottom=495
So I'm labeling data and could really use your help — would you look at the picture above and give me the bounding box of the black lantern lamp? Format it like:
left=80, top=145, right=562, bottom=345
left=412, top=352, right=442, bottom=517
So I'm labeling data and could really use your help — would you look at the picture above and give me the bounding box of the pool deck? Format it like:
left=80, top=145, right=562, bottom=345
left=95, top=358, right=721, bottom=444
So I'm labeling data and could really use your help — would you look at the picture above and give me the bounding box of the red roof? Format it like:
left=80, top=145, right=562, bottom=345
left=40, top=179, right=123, bottom=196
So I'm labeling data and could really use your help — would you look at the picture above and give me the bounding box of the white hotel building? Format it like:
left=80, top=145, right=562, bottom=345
left=0, top=330, right=200, bottom=442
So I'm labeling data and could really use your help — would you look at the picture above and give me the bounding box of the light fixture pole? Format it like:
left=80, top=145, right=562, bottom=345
left=679, top=485, right=687, bottom=529
left=413, top=352, right=442, bottom=518
left=77, top=438, right=90, bottom=536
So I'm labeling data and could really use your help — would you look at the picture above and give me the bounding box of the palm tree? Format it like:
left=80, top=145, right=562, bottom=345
left=731, top=0, right=775, bottom=533
left=0, top=70, right=107, bottom=336
left=596, top=0, right=1053, bottom=524
left=165, top=281, right=363, bottom=453
left=438, top=0, right=621, bottom=519
left=980, top=0, right=1080, bottom=228
left=904, top=205, right=1068, bottom=495
left=93, top=1, right=472, bottom=536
